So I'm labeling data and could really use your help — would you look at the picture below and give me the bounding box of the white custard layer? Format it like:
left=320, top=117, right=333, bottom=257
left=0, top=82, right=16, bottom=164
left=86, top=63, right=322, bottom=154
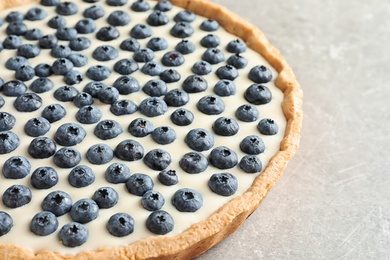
left=0, top=0, right=285, bottom=254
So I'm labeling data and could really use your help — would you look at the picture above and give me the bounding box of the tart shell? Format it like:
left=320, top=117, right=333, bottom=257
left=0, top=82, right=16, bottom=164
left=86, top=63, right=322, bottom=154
left=0, top=0, right=303, bottom=259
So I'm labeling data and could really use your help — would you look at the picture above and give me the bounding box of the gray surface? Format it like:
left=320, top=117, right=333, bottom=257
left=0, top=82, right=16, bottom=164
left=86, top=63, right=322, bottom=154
left=197, top=0, right=390, bottom=259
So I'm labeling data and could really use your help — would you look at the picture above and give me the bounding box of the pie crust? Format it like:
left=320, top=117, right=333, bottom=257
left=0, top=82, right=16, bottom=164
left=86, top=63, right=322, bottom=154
left=0, top=0, right=303, bottom=259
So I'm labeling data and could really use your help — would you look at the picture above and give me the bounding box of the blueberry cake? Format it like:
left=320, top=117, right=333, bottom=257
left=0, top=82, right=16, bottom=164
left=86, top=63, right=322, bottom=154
left=0, top=0, right=302, bottom=259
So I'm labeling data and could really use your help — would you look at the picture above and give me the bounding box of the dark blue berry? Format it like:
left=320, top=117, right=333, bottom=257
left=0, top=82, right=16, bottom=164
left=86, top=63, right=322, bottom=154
left=107, top=10, right=130, bottom=26
left=209, top=146, right=238, bottom=169
left=208, top=173, right=238, bottom=196
left=127, top=118, right=153, bottom=137
left=179, top=151, right=208, bottom=174
left=42, top=104, right=67, bottom=123
left=202, top=48, right=224, bottom=64
left=56, top=2, right=78, bottom=16
left=58, top=222, right=88, bottom=247
left=94, top=120, right=123, bottom=140
left=0, top=212, right=13, bottom=236
left=200, top=34, right=220, bottom=48
left=235, top=104, right=259, bottom=122
left=151, top=126, right=176, bottom=145
left=120, top=38, right=140, bottom=52
left=86, top=144, right=114, bottom=165
left=2, top=185, right=32, bottom=208
left=5, top=12, right=24, bottom=23
left=0, top=112, right=15, bottom=131
left=170, top=108, right=194, bottom=126
left=5, top=56, right=28, bottom=70
left=52, top=58, right=74, bottom=75
left=25, top=28, right=43, bottom=40
left=30, top=166, right=58, bottom=189
left=75, top=18, right=96, bottom=34
left=53, top=147, right=82, bottom=168
left=133, top=48, right=155, bottom=62
left=30, top=211, right=58, bottom=236
left=107, top=0, right=128, bottom=6
left=83, top=81, right=107, bottom=97
left=42, top=190, right=73, bottom=216
left=76, top=105, right=102, bottom=124
left=30, top=78, right=54, bottom=93
left=34, top=63, right=52, bottom=77
left=114, top=139, right=144, bottom=161
left=257, top=118, right=279, bottom=135
left=39, top=34, right=58, bottom=49
left=110, top=99, right=138, bottom=116
left=141, top=61, right=163, bottom=76
left=70, top=37, right=91, bottom=51
left=170, top=21, right=193, bottom=38
left=17, top=44, right=41, bottom=58
left=240, top=135, right=265, bottom=155
left=68, top=165, right=95, bottom=188
left=139, top=97, right=168, bottom=117
left=131, top=0, right=150, bottom=12
left=83, top=5, right=105, bottom=20
left=185, top=128, right=214, bottom=151
left=226, top=39, right=247, bottom=53
left=54, top=123, right=86, bottom=146
left=14, top=93, right=42, bottom=112
left=227, top=53, right=248, bottom=69
left=24, top=117, right=51, bottom=137
left=125, top=173, right=153, bottom=196
left=239, top=155, right=262, bottom=173
left=162, top=51, right=184, bottom=67
left=113, top=75, right=140, bottom=94
left=174, top=10, right=195, bottom=23
left=158, top=169, right=178, bottom=186
left=3, top=35, right=22, bottom=49
left=15, top=65, right=35, bottom=81
left=213, top=79, right=236, bottom=96
left=245, top=84, right=272, bottom=105
left=105, top=162, right=131, bottom=184
left=175, top=39, right=195, bottom=54
left=144, top=149, right=171, bottom=171
left=164, top=89, right=189, bottom=107
left=53, top=85, right=79, bottom=101
left=51, top=44, right=72, bottom=59
left=197, top=95, right=225, bottom=115
left=67, top=53, right=88, bottom=67
left=249, top=65, right=273, bottom=83
left=98, top=86, right=119, bottom=104
left=172, top=188, right=203, bottom=212
left=200, top=19, right=219, bottom=31
left=192, top=61, right=212, bottom=75
left=41, top=0, right=60, bottom=5
left=216, top=65, right=238, bottom=80
left=70, top=199, right=99, bottom=224
left=107, top=213, right=134, bottom=237
left=142, top=190, right=164, bottom=211
left=130, top=24, right=152, bottom=39
left=64, top=70, right=83, bottom=85
left=142, top=79, right=167, bottom=97
left=96, top=26, right=120, bottom=41
left=73, top=92, right=94, bottom=108
left=0, top=131, right=20, bottom=154
left=114, top=59, right=138, bottom=75
left=212, top=117, right=239, bottom=136
left=154, top=0, right=172, bottom=11
left=147, top=10, right=169, bottom=26
left=160, top=69, right=181, bottom=83
left=56, top=27, right=78, bottom=41
left=93, top=187, right=119, bottom=209
left=147, top=37, right=168, bottom=51
left=182, top=75, right=207, bottom=93
left=6, top=22, right=28, bottom=36
left=146, top=210, right=174, bottom=235
left=86, top=65, right=111, bottom=81
left=28, top=137, right=57, bottom=159
left=48, top=15, right=67, bottom=29
left=2, top=156, right=31, bottom=179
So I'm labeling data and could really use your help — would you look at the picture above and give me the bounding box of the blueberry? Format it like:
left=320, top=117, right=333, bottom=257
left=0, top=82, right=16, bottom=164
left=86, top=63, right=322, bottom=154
left=17, top=44, right=41, bottom=59
left=200, top=34, right=220, bottom=48
left=39, top=34, right=58, bottom=49
left=5, top=56, right=29, bottom=70
left=208, top=173, right=238, bottom=196
left=86, top=65, right=111, bottom=81
left=28, top=137, right=57, bottom=159
left=107, top=0, right=128, bottom=5
left=83, top=81, right=108, bottom=97
left=202, top=48, right=224, bottom=64
left=128, top=118, right=154, bottom=137
left=216, top=65, right=239, bottom=80
left=130, top=24, right=152, bottom=39
left=142, top=79, right=167, bottom=97
left=83, top=5, right=105, bottom=20
left=34, top=63, right=52, bottom=77
left=5, top=11, right=24, bottom=23
left=0, top=212, right=13, bottom=236
left=98, top=86, right=119, bottom=104
left=142, top=190, right=165, bottom=211
left=131, top=0, right=150, bottom=12
left=54, top=123, right=86, bottom=146
left=41, top=0, right=60, bottom=5
left=64, top=70, right=83, bottom=85
left=257, top=118, right=279, bottom=135
left=42, top=104, right=67, bottom=123
left=51, top=44, right=71, bottom=59
left=0, top=112, right=15, bottom=131
left=14, top=93, right=42, bottom=112
left=170, top=108, right=194, bottom=126
left=143, top=149, right=171, bottom=171
left=107, top=11, right=131, bottom=26
left=30, top=78, right=54, bottom=93
left=212, top=117, right=239, bottom=136
left=175, top=39, right=195, bottom=54
left=171, top=188, right=203, bottom=212
left=30, top=211, right=58, bottom=236
left=58, top=222, right=88, bottom=247
left=25, top=28, right=43, bottom=40
left=112, top=59, right=138, bottom=76
left=15, top=65, right=35, bottom=81
left=73, top=92, right=94, bottom=108
left=162, top=51, right=185, bottom=67
left=3, top=35, right=22, bottom=49
left=182, top=75, right=208, bottom=93
left=240, top=135, right=265, bottom=155
left=96, top=26, right=120, bottom=41
left=151, top=126, right=176, bottom=145
left=133, top=48, right=155, bottom=62
left=42, top=190, right=73, bottom=216
left=239, top=155, right=262, bottom=173
left=53, top=147, right=82, bottom=168
left=114, top=139, right=144, bottom=161
left=6, top=22, right=28, bottom=36
left=30, top=167, right=59, bottom=189
left=56, top=27, right=78, bottom=41
left=147, top=10, right=169, bottom=26
left=107, top=213, right=134, bottom=237
left=170, top=21, right=194, bottom=38
left=147, top=37, right=168, bottom=51
left=120, top=38, right=140, bottom=52
left=245, top=84, right=272, bottom=105
left=213, top=79, right=236, bottom=96
left=24, top=117, right=51, bottom=137
left=0, top=131, right=19, bottom=154
left=68, top=165, right=95, bottom=188
left=141, top=61, right=164, bottom=76
left=75, top=18, right=96, bottom=34
left=105, top=162, right=131, bottom=184
left=113, top=75, right=140, bottom=94
left=146, top=210, right=174, bottom=235
left=226, top=39, right=247, bottom=53
left=209, top=146, right=238, bottom=169
left=48, top=15, right=67, bottom=29
left=76, top=105, right=102, bottom=124
left=67, top=53, right=89, bottom=67
left=249, top=65, right=273, bottom=83
left=174, top=10, right=195, bottom=23
left=3, top=80, right=27, bottom=96
left=94, top=120, right=123, bottom=140
left=125, top=173, right=153, bottom=196
left=235, top=104, right=259, bottom=122
left=56, top=2, right=78, bottom=16
left=227, top=53, right=248, bottom=69
left=197, top=95, right=225, bottom=115
left=200, top=19, right=219, bottom=31
left=185, top=128, right=214, bottom=152
left=110, top=99, right=138, bottom=116
left=164, top=89, right=189, bottom=107
left=70, top=199, right=99, bottom=224
left=93, top=187, right=119, bottom=209
left=53, top=85, right=79, bottom=101
left=158, top=169, right=178, bottom=186
left=179, top=152, right=208, bottom=174
left=52, top=58, right=74, bottom=75
left=139, top=97, right=168, bottom=117
left=2, top=185, right=32, bottom=208
left=160, top=69, right=181, bottom=83
left=2, top=156, right=31, bottom=179
left=70, top=37, right=91, bottom=51
left=191, top=60, right=212, bottom=75
left=86, top=143, right=114, bottom=165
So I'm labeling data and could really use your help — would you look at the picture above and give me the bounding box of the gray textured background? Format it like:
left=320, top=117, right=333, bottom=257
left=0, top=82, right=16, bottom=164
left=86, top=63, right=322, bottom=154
left=197, top=0, right=390, bottom=259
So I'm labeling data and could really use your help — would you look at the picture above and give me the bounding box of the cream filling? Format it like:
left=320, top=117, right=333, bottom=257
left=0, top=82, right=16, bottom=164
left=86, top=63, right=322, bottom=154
left=0, top=0, right=285, bottom=254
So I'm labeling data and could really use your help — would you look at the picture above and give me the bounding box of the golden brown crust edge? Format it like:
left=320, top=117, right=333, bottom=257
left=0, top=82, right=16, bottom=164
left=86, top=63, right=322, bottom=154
left=0, top=0, right=303, bottom=259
